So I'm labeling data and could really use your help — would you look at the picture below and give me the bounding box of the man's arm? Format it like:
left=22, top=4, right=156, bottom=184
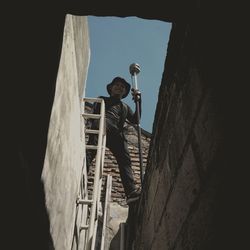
left=127, top=89, right=142, bottom=124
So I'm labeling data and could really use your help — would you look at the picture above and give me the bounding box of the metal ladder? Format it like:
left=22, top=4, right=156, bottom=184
left=74, top=97, right=107, bottom=250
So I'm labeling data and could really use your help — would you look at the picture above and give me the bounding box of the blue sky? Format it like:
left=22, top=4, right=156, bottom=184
left=85, top=16, right=171, bottom=132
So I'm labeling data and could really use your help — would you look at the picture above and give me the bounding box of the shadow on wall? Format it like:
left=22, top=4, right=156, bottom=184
left=109, top=226, right=121, bottom=250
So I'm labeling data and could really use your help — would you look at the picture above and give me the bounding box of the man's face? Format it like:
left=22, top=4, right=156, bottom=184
left=110, top=81, right=126, bottom=98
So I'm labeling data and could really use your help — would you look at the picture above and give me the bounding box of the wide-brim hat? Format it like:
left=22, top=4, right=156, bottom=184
left=107, top=76, right=131, bottom=99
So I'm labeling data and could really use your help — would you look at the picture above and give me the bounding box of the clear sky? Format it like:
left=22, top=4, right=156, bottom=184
left=85, top=16, right=171, bottom=132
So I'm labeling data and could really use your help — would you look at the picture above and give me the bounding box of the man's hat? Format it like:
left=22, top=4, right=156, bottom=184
left=107, top=77, right=131, bottom=99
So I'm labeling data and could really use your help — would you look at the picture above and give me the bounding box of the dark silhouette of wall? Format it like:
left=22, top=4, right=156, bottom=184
left=133, top=6, right=248, bottom=250
left=3, top=2, right=247, bottom=250
left=133, top=17, right=248, bottom=249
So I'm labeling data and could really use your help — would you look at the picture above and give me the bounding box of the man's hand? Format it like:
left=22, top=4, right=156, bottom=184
left=131, top=88, right=141, bottom=102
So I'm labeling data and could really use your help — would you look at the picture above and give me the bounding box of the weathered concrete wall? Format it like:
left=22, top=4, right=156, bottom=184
left=41, top=15, right=90, bottom=250
left=135, top=66, right=220, bottom=249
left=134, top=16, right=247, bottom=250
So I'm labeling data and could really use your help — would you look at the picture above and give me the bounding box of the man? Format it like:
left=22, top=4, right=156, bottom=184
left=86, top=76, right=142, bottom=204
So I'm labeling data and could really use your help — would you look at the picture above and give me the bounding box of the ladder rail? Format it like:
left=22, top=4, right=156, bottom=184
left=72, top=97, right=108, bottom=250
left=72, top=151, right=89, bottom=250
left=84, top=97, right=103, bottom=103
left=84, top=97, right=106, bottom=250
left=100, top=175, right=112, bottom=250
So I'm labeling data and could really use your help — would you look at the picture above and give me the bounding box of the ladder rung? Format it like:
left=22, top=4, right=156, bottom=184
left=80, top=225, right=89, bottom=230
left=85, top=129, right=99, bottom=134
left=76, top=198, right=93, bottom=205
left=86, top=145, right=98, bottom=150
left=82, top=113, right=101, bottom=119
left=83, top=97, right=103, bottom=103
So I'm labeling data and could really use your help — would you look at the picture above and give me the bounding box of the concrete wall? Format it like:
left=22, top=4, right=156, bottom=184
left=41, top=15, right=90, bottom=250
left=135, top=66, right=220, bottom=249
left=134, top=17, right=247, bottom=250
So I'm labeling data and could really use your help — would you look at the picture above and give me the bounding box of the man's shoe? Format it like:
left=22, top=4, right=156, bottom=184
left=126, top=188, right=141, bottom=204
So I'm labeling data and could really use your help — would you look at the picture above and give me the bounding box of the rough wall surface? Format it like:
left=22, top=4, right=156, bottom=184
left=41, top=15, right=90, bottom=250
left=134, top=14, right=247, bottom=250
left=135, top=63, right=220, bottom=249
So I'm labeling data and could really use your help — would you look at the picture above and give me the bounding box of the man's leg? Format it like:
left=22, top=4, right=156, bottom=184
left=107, top=132, right=136, bottom=197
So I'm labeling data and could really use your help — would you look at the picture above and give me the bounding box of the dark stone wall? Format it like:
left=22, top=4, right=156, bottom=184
left=3, top=7, right=66, bottom=250
left=134, top=8, right=248, bottom=250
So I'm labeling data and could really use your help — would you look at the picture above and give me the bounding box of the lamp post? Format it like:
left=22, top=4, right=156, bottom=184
left=129, top=63, right=144, bottom=185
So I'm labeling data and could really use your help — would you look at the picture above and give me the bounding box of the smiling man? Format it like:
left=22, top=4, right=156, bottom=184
left=86, top=76, right=142, bottom=204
